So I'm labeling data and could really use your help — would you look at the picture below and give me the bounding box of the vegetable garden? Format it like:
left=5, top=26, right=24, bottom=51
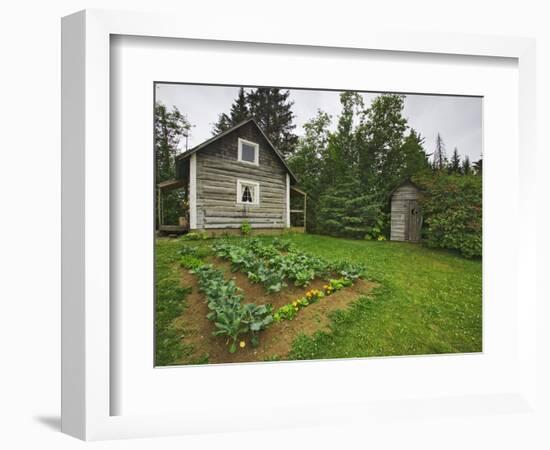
left=156, top=233, right=482, bottom=366
left=177, top=237, right=366, bottom=355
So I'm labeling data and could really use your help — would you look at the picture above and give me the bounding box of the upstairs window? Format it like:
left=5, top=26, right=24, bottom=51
left=238, top=138, right=259, bottom=165
left=237, top=179, right=260, bottom=205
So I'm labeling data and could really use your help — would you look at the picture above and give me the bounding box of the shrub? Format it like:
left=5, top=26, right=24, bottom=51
left=240, top=220, right=252, bottom=236
left=317, top=177, right=384, bottom=240
left=413, top=173, right=482, bottom=258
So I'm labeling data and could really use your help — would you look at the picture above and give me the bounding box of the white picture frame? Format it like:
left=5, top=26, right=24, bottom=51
left=61, top=9, right=538, bottom=441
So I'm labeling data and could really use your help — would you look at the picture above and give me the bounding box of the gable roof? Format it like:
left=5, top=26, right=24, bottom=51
left=388, top=179, right=421, bottom=199
left=175, top=118, right=298, bottom=183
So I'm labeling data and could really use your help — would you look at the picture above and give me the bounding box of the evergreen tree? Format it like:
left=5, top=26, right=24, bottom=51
left=317, top=176, right=383, bottom=239
left=212, top=87, right=298, bottom=156
left=212, top=112, right=231, bottom=135
left=449, top=147, right=461, bottom=174
left=401, top=129, right=431, bottom=179
left=229, top=87, right=249, bottom=123
left=358, top=93, right=408, bottom=196
left=324, top=91, right=364, bottom=184
left=433, top=133, right=447, bottom=171
left=473, top=158, right=483, bottom=175
left=462, top=155, right=472, bottom=175
left=212, top=87, right=249, bottom=134
left=246, top=87, right=298, bottom=157
left=155, top=102, right=191, bottom=227
left=288, top=110, right=332, bottom=232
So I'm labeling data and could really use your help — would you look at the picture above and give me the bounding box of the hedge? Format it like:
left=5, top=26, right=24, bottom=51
left=413, top=173, right=482, bottom=258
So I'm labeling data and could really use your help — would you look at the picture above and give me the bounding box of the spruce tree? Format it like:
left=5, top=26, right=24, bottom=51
left=212, top=87, right=298, bottom=156
left=317, top=176, right=383, bottom=239
left=401, top=129, right=430, bottom=179
left=229, top=87, right=249, bottom=123
left=433, top=133, right=447, bottom=171
left=212, top=88, right=249, bottom=134
left=462, top=155, right=472, bottom=175
left=449, top=147, right=461, bottom=174
left=473, top=158, right=482, bottom=175
left=212, top=112, right=231, bottom=135
left=246, top=88, right=298, bottom=156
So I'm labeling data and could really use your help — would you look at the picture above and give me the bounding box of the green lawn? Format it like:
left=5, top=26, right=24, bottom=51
left=278, top=234, right=482, bottom=359
left=155, top=233, right=482, bottom=364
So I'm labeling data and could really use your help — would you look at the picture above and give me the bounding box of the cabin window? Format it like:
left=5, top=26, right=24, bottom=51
left=238, top=138, right=259, bottom=165
left=237, top=179, right=260, bottom=205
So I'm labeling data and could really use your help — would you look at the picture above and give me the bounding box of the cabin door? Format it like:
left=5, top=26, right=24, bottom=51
left=407, top=200, right=422, bottom=242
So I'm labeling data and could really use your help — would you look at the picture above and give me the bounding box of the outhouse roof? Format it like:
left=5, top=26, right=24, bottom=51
left=388, top=179, right=421, bottom=198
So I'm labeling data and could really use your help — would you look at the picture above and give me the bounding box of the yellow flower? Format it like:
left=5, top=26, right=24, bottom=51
left=292, top=301, right=298, bottom=307
left=239, top=341, right=246, bottom=348
left=323, top=285, right=329, bottom=290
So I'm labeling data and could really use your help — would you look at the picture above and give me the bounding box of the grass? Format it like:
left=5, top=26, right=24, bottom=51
left=155, top=238, right=214, bottom=365
left=154, top=241, right=192, bottom=366
left=274, top=234, right=482, bottom=360
left=155, top=233, right=482, bottom=364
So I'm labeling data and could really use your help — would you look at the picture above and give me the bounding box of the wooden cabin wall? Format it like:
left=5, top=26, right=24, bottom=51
left=194, top=121, right=288, bottom=229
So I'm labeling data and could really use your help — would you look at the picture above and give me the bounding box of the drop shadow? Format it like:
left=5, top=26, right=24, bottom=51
left=34, top=415, right=61, bottom=431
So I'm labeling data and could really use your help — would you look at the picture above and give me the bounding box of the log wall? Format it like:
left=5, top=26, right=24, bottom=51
left=194, top=121, right=288, bottom=229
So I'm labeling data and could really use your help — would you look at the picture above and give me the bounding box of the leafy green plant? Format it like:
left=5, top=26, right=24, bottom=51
left=364, top=215, right=386, bottom=240
left=329, top=278, right=353, bottom=289
left=191, top=264, right=272, bottom=353
left=330, top=260, right=365, bottom=281
left=242, top=304, right=273, bottom=347
left=213, top=239, right=361, bottom=294
left=181, top=231, right=209, bottom=241
left=211, top=302, right=248, bottom=353
left=240, top=220, right=252, bottom=236
left=179, top=243, right=211, bottom=258
left=271, top=237, right=294, bottom=252
left=180, top=254, right=204, bottom=270
left=274, top=303, right=299, bottom=322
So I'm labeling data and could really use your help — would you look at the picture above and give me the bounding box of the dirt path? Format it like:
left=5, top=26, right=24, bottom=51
left=172, top=257, right=376, bottom=365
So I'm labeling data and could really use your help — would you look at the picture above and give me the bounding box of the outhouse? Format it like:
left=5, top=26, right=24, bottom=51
left=390, top=180, right=422, bottom=242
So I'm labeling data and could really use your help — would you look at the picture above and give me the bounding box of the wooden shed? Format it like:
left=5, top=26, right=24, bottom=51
left=390, top=180, right=422, bottom=242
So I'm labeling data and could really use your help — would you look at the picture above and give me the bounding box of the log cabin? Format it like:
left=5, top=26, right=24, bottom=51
left=157, top=118, right=306, bottom=235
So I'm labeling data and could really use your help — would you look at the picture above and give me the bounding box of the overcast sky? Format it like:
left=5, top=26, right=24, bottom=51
left=156, top=84, right=482, bottom=162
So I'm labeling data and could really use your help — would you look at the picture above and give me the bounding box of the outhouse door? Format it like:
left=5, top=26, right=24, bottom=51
left=407, top=200, right=422, bottom=242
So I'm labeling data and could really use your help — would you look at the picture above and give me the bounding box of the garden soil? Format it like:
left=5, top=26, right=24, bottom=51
left=172, top=257, right=375, bottom=365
